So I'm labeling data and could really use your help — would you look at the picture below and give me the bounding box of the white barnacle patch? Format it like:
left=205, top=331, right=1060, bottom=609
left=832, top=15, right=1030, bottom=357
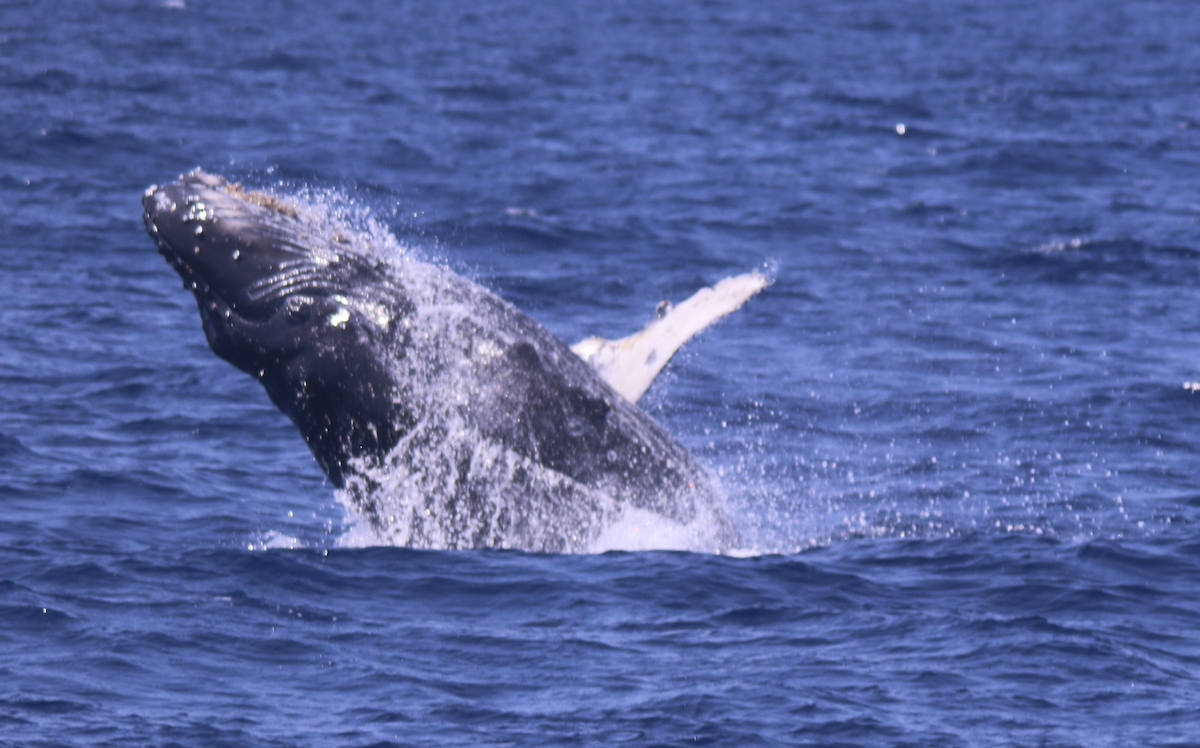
left=329, top=307, right=351, bottom=328
left=185, top=201, right=210, bottom=222
left=474, top=339, right=503, bottom=362
left=154, top=191, right=174, bottom=213
left=349, top=299, right=391, bottom=329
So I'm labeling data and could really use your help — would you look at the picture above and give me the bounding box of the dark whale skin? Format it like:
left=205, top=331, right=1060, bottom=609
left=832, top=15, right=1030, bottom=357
left=143, top=171, right=736, bottom=552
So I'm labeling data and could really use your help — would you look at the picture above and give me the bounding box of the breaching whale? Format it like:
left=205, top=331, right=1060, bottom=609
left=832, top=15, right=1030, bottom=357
left=143, top=170, right=766, bottom=552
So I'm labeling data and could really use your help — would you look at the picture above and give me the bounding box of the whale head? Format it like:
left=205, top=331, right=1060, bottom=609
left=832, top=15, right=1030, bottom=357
left=142, top=170, right=411, bottom=485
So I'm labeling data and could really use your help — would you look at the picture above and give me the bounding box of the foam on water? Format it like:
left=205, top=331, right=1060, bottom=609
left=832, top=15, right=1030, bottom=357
left=589, top=505, right=735, bottom=554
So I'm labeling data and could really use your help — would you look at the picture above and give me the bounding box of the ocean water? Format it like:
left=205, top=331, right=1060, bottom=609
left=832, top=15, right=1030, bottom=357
left=3, top=0, right=1200, bottom=744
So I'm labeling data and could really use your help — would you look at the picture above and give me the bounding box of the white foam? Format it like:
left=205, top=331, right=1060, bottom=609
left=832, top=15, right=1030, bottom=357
left=249, top=531, right=304, bottom=551
left=589, top=507, right=722, bottom=553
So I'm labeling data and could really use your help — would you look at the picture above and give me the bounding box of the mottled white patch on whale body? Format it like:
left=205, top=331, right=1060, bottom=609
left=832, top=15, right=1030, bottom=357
left=328, top=308, right=350, bottom=328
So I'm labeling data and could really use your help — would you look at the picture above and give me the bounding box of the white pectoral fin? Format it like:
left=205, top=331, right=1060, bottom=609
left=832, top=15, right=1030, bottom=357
left=572, top=271, right=770, bottom=403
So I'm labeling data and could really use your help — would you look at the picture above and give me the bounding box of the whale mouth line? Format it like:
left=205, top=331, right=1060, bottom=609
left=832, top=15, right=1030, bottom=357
left=148, top=230, right=237, bottom=321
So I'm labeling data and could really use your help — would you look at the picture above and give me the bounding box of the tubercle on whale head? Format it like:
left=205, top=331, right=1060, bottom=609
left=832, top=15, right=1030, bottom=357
left=142, top=169, right=413, bottom=486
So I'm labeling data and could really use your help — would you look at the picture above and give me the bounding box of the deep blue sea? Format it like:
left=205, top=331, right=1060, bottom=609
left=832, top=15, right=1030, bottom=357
left=4, top=0, right=1200, bottom=744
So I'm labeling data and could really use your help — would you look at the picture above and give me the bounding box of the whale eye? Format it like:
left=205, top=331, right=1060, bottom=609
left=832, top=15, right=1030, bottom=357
left=565, top=416, right=588, bottom=438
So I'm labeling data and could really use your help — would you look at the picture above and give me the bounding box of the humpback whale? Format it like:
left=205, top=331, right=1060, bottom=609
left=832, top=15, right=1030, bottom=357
left=143, top=170, right=766, bottom=552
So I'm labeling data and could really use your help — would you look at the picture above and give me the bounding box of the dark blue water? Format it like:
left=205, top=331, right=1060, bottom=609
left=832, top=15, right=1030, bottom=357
left=4, top=0, right=1200, bottom=744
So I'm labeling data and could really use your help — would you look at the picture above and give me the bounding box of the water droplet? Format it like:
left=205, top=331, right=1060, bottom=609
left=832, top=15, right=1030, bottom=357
left=607, top=449, right=617, bottom=463
left=231, top=249, right=241, bottom=261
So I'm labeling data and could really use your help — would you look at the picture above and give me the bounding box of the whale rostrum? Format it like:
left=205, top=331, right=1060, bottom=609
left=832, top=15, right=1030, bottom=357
left=143, top=170, right=767, bottom=552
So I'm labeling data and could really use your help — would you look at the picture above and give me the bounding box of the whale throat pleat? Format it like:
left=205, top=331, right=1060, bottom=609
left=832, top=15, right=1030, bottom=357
left=247, top=265, right=330, bottom=302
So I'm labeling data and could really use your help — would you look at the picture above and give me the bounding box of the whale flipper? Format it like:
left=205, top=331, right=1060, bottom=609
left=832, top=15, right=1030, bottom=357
left=572, top=272, right=769, bottom=404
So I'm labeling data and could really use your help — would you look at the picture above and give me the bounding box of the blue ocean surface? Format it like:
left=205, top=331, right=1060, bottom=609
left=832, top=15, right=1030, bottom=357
left=3, top=0, right=1200, bottom=744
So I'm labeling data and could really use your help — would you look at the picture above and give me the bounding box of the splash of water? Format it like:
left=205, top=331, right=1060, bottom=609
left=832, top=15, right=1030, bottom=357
left=245, top=180, right=737, bottom=554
